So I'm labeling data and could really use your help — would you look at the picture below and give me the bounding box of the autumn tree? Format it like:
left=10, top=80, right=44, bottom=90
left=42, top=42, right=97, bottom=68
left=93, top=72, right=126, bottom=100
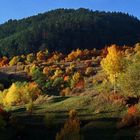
left=36, top=51, right=46, bottom=61
left=0, top=56, right=9, bottom=67
left=51, top=69, right=63, bottom=80
left=9, top=56, right=22, bottom=66
left=26, top=53, right=35, bottom=63
left=3, top=82, right=41, bottom=106
left=101, top=45, right=124, bottom=93
left=70, top=72, right=85, bottom=89
left=52, top=52, right=64, bottom=62
left=65, top=49, right=83, bottom=62
left=56, top=109, right=83, bottom=140
left=43, top=67, right=50, bottom=76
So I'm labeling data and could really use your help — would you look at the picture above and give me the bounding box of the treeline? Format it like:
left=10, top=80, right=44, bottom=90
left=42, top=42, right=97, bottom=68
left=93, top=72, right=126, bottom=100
left=0, top=8, right=140, bottom=57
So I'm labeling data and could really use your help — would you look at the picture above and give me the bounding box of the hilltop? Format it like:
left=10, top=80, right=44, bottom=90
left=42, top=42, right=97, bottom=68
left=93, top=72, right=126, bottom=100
left=0, top=8, right=140, bottom=57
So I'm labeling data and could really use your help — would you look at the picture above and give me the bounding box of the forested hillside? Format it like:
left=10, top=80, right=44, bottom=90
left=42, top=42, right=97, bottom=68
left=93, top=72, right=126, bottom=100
left=0, top=8, right=140, bottom=57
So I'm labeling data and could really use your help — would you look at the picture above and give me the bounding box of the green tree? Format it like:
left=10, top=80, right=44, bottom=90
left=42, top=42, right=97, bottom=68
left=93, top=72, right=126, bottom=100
left=118, top=57, right=140, bottom=96
left=31, top=68, right=46, bottom=89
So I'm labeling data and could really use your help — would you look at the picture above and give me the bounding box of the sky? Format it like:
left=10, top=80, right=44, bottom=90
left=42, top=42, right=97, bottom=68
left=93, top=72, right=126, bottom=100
left=0, top=0, right=140, bottom=24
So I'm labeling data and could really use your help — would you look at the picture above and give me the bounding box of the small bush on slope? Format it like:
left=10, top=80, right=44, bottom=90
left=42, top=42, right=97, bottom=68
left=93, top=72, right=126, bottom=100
left=9, top=56, right=21, bottom=66
left=117, top=106, right=139, bottom=128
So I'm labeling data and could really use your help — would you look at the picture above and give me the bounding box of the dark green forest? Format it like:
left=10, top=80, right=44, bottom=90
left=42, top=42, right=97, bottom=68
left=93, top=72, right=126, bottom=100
left=0, top=8, right=140, bottom=57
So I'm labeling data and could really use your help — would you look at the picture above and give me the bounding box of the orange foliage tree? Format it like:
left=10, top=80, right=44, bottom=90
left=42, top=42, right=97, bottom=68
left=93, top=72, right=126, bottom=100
left=65, top=49, right=83, bottom=62
left=0, top=56, right=9, bottom=67
left=56, top=109, right=83, bottom=140
left=36, top=51, right=46, bottom=61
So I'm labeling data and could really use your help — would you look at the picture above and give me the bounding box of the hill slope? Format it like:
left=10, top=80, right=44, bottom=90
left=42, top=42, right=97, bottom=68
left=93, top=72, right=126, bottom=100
left=0, top=8, right=140, bottom=57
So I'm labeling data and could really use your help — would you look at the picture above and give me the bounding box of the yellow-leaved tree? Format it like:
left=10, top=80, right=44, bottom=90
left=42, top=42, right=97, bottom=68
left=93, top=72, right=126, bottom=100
left=101, top=45, right=124, bottom=93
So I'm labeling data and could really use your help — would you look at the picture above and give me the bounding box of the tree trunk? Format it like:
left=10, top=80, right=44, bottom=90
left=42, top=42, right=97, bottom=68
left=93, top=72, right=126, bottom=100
left=114, top=74, right=116, bottom=94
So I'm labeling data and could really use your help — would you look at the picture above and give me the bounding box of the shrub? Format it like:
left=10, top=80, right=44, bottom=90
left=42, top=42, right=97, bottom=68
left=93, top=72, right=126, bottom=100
left=128, top=106, right=137, bottom=115
left=94, top=79, right=113, bottom=93
left=65, top=63, right=75, bottom=75
left=33, top=95, right=52, bottom=105
left=29, top=64, right=37, bottom=75
left=117, top=106, right=139, bottom=128
left=45, top=80, right=53, bottom=89
left=63, top=76, right=70, bottom=82
left=3, top=82, right=41, bottom=106
left=60, top=87, right=71, bottom=96
left=0, top=56, right=9, bottom=67
left=75, top=79, right=85, bottom=90
left=26, top=53, right=35, bottom=63
left=117, top=58, right=140, bottom=96
left=117, top=113, right=139, bottom=129
left=65, top=49, right=83, bottom=62
left=69, top=109, right=78, bottom=119
left=36, top=51, right=46, bottom=61
left=43, top=67, right=50, bottom=76
left=51, top=69, right=63, bottom=80
left=70, top=72, right=82, bottom=88
left=53, top=52, right=63, bottom=62
left=16, top=64, right=25, bottom=71
left=85, top=67, right=94, bottom=76
left=9, top=56, right=21, bottom=66
left=52, top=77, right=64, bottom=87
left=45, top=77, right=66, bottom=95
left=56, top=109, right=83, bottom=140
left=125, top=48, right=134, bottom=57
left=72, top=72, right=81, bottom=83
left=47, top=52, right=63, bottom=63
left=24, top=65, right=30, bottom=73
left=107, top=93, right=125, bottom=104
left=31, top=67, right=46, bottom=89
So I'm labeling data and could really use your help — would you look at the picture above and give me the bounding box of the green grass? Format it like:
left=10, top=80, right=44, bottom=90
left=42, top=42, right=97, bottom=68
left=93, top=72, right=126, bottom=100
left=10, top=93, right=127, bottom=121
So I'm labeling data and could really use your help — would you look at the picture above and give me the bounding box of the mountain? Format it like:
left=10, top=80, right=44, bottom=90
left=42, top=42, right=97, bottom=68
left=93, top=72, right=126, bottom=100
left=0, top=8, right=140, bottom=57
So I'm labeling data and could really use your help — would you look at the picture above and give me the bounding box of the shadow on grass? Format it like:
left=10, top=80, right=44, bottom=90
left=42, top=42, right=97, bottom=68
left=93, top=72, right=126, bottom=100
left=51, top=96, right=70, bottom=103
left=81, top=117, right=137, bottom=140
left=4, top=111, right=137, bottom=140
left=10, top=107, right=26, bottom=114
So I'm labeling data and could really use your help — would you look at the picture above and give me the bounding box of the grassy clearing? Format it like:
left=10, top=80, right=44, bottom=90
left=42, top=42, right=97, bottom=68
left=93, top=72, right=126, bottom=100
left=7, top=94, right=132, bottom=140
left=11, top=93, right=127, bottom=120
left=0, top=95, right=136, bottom=140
